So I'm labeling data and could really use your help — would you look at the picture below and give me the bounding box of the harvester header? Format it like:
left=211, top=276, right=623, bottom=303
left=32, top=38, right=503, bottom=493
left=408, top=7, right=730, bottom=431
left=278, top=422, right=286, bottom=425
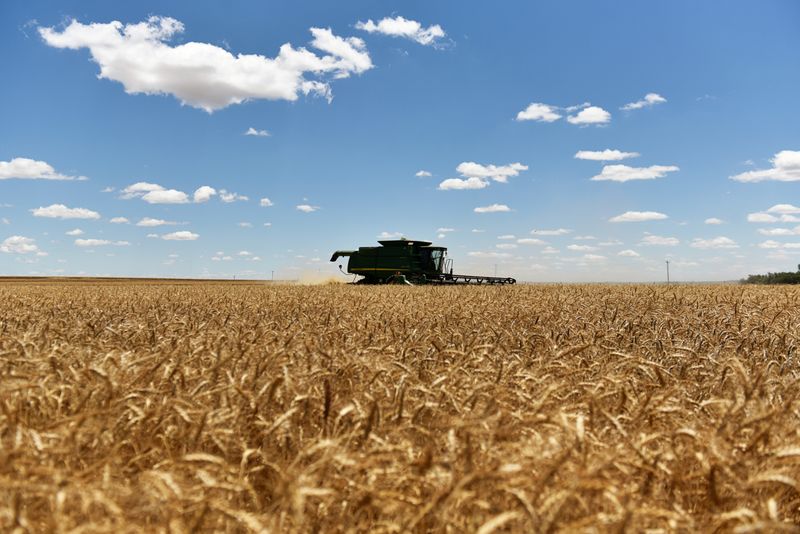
left=331, top=238, right=515, bottom=285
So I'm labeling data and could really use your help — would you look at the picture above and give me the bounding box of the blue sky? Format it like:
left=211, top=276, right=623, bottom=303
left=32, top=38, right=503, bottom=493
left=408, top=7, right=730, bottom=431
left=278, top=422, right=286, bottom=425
left=1, top=1, right=799, bottom=281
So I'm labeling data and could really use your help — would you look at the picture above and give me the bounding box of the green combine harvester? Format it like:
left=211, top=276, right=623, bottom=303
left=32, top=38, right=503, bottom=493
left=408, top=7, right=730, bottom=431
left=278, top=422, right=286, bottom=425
left=330, top=238, right=516, bottom=285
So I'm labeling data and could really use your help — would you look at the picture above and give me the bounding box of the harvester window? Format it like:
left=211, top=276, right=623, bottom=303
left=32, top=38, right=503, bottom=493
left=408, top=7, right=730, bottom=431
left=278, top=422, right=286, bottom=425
left=430, top=250, right=444, bottom=272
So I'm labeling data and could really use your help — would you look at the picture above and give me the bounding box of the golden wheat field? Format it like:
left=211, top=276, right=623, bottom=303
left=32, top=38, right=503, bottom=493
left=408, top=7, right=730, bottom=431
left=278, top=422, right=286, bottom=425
left=2, top=280, right=800, bottom=533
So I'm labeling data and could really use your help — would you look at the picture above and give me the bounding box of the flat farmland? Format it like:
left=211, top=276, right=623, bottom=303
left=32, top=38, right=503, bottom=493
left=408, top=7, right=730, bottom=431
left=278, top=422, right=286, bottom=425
left=2, top=281, right=800, bottom=532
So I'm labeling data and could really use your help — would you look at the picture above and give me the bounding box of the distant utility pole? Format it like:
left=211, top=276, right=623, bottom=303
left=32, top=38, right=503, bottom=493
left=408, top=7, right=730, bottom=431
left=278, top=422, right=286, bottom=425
left=665, top=260, right=670, bottom=285
left=271, top=270, right=274, bottom=282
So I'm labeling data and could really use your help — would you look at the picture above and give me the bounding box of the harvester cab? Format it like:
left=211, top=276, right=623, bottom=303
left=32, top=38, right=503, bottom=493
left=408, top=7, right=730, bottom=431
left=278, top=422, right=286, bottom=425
left=330, top=238, right=515, bottom=285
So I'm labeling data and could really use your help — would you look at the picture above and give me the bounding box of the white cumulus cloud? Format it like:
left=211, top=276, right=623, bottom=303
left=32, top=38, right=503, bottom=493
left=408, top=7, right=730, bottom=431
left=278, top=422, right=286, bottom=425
left=705, top=218, right=724, bottom=225
left=162, top=231, right=198, bottom=241
left=618, top=249, right=640, bottom=257
left=0, top=157, right=87, bottom=181
left=1, top=236, right=43, bottom=254
left=143, top=189, right=189, bottom=204
left=516, top=103, right=561, bottom=122
left=193, top=186, right=216, bottom=203
left=456, top=162, right=528, bottom=184
left=355, top=16, right=445, bottom=46
left=296, top=204, right=319, bottom=213
left=109, top=217, right=129, bottom=224
left=438, top=162, right=527, bottom=190
left=474, top=204, right=511, bottom=213
left=31, top=204, right=101, bottom=219
left=259, top=197, right=274, bottom=207
left=766, top=203, right=800, bottom=214
left=438, top=177, right=489, bottom=190
left=415, top=170, right=432, bottom=177
left=574, top=150, right=639, bottom=161
left=39, top=17, right=373, bottom=112
left=121, top=182, right=164, bottom=199
left=621, top=93, right=667, bottom=111
left=609, top=211, right=668, bottom=223
left=730, top=150, right=800, bottom=182
left=591, top=164, right=679, bottom=182
left=567, top=106, right=611, bottom=125
left=65, top=228, right=84, bottom=236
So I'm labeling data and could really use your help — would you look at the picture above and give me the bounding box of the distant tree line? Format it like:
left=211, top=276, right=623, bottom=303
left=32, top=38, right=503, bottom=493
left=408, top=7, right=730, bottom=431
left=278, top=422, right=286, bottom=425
left=742, top=265, right=800, bottom=284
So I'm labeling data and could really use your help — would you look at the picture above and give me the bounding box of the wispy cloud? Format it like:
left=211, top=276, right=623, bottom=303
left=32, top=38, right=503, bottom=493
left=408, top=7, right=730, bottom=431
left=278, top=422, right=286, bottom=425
left=758, top=240, right=800, bottom=250
left=517, top=238, right=546, bottom=245
left=378, top=231, right=403, bottom=239
left=244, top=127, right=270, bottom=137
left=355, top=16, right=445, bottom=46
left=136, top=217, right=177, bottom=227
left=609, top=211, right=668, bottom=223
left=474, top=204, right=511, bottom=213
left=747, top=212, right=779, bottom=223
left=639, top=234, right=679, bottom=246
left=690, top=237, right=739, bottom=249
left=467, top=251, right=511, bottom=258
left=567, top=244, right=597, bottom=252
left=621, top=93, right=666, bottom=111
left=531, top=228, right=571, bottom=236
left=574, top=150, right=639, bottom=161
left=219, top=190, right=248, bottom=203
left=75, top=238, right=129, bottom=247
left=591, top=165, right=679, bottom=182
